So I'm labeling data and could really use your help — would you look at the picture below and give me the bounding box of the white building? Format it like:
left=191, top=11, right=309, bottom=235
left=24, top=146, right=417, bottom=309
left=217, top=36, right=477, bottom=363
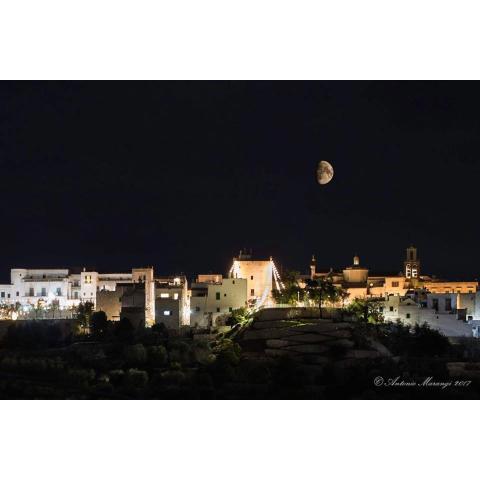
left=190, top=275, right=248, bottom=328
left=383, top=296, right=421, bottom=323
left=229, top=250, right=281, bottom=308
left=0, top=267, right=134, bottom=312
left=154, top=276, right=190, bottom=329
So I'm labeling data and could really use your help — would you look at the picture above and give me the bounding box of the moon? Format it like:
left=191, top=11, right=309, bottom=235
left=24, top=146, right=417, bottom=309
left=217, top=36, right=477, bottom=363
left=316, top=160, right=334, bottom=185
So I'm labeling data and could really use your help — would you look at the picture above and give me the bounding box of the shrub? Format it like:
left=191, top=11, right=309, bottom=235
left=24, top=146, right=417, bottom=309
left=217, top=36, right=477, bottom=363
left=108, top=369, right=125, bottom=385
left=124, top=369, right=149, bottom=389
left=168, top=341, right=191, bottom=365
left=191, top=341, right=213, bottom=365
left=213, top=338, right=241, bottom=365
left=68, top=368, right=95, bottom=386
left=124, top=344, right=147, bottom=366
left=90, top=311, right=108, bottom=338
left=147, top=345, right=168, bottom=366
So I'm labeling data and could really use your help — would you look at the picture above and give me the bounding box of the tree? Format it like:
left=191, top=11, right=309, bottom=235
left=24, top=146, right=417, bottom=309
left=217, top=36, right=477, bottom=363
left=347, top=297, right=384, bottom=323
left=272, top=271, right=304, bottom=306
left=124, top=343, right=147, bottom=366
left=225, top=307, right=252, bottom=327
left=115, top=316, right=135, bottom=342
left=91, top=310, right=109, bottom=338
left=75, top=301, right=94, bottom=335
left=305, top=276, right=339, bottom=318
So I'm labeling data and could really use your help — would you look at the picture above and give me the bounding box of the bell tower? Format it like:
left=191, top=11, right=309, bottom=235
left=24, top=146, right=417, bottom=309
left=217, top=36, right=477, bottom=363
left=310, top=255, right=316, bottom=279
left=404, top=246, right=420, bottom=279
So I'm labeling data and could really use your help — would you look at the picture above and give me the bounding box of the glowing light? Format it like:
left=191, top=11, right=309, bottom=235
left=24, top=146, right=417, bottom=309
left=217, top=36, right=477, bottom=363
left=230, top=260, right=241, bottom=279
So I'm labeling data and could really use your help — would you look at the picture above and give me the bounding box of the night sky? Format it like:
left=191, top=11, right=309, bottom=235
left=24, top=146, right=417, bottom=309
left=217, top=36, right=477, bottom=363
left=1, top=81, right=479, bottom=282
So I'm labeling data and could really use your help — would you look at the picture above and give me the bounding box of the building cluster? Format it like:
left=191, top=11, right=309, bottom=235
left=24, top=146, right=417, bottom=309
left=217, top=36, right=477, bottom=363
left=309, top=246, right=480, bottom=337
left=1, top=246, right=480, bottom=337
left=0, top=250, right=280, bottom=329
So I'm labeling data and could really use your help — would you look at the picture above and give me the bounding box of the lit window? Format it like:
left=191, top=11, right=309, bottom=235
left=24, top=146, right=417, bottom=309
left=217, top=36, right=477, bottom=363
left=173, top=293, right=179, bottom=300
left=392, top=281, right=399, bottom=288
left=160, top=293, right=169, bottom=298
left=163, top=310, right=172, bottom=316
left=85, top=275, right=92, bottom=284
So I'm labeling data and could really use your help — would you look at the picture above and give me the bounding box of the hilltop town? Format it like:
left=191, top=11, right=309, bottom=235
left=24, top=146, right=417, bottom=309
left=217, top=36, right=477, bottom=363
left=0, top=246, right=478, bottom=338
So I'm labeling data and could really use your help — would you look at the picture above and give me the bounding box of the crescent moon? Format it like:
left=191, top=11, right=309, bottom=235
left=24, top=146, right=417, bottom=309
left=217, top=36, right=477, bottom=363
left=317, top=160, right=334, bottom=185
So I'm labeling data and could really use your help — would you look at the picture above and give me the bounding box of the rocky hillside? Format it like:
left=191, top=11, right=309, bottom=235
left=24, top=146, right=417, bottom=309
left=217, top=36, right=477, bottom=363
left=236, top=308, right=392, bottom=369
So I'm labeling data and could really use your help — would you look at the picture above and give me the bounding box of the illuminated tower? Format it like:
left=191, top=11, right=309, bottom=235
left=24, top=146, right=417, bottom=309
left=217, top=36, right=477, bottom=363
left=310, top=255, right=316, bottom=279
left=404, top=246, right=420, bottom=279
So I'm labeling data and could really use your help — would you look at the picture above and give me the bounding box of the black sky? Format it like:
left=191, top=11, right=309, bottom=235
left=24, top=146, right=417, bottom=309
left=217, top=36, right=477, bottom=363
left=0, top=81, right=479, bottom=282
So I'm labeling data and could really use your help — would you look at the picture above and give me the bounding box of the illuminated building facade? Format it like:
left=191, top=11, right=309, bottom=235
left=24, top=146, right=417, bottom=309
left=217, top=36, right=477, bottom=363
left=0, top=268, right=134, bottom=309
left=190, top=275, right=248, bottom=328
left=154, top=276, right=190, bottom=329
left=404, top=245, right=420, bottom=280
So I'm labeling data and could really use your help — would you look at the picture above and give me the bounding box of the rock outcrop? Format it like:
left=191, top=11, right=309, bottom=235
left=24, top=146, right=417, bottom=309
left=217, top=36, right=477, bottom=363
left=237, top=308, right=392, bottom=368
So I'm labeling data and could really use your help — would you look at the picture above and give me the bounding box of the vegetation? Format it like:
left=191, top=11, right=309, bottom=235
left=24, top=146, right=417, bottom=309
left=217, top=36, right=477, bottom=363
left=305, top=276, right=346, bottom=317
left=0, top=303, right=476, bottom=399
left=347, top=298, right=384, bottom=323
left=225, top=307, right=252, bottom=327
left=272, top=272, right=349, bottom=317
left=74, top=301, right=94, bottom=334
left=272, top=271, right=304, bottom=305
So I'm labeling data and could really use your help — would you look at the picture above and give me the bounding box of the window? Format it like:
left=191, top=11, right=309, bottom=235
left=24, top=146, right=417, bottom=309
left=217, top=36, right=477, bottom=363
left=29, top=287, right=34, bottom=297
left=163, top=310, right=172, bottom=316
left=216, top=292, right=220, bottom=300
left=7, top=294, right=10, bottom=298
left=16, top=291, right=19, bottom=297
left=41, top=288, right=47, bottom=296
left=445, top=298, right=452, bottom=311
left=195, top=306, right=200, bottom=312
left=85, top=275, right=92, bottom=284
left=74, top=292, right=79, bottom=299
left=224, top=293, right=227, bottom=297
left=0, top=292, right=4, bottom=298
left=250, top=289, right=255, bottom=296
left=406, top=313, right=411, bottom=319
left=250, top=275, right=253, bottom=280
left=229, top=307, right=233, bottom=312
left=389, top=306, right=393, bottom=312
left=216, top=307, right=220, bottom=312
left=56, top=288, right=62, bottom=296
left=173, top=293, right=179, bottom=300
left=232, top=280, right=235, bottom=284
left=432, top=298, right=439, bottom=311
left=392, top=281, right=399, bottom=288
left=160, top=293, right=169, bottom=298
